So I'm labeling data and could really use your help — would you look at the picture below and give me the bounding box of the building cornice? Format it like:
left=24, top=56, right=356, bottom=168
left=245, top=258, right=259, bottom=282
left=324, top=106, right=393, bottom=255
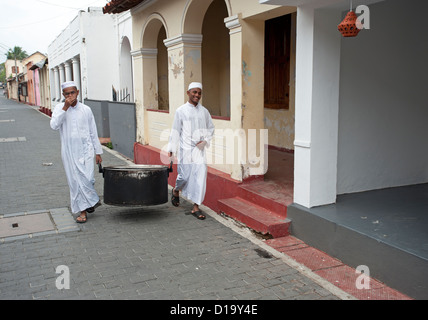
left=163, top=34, right=203, bottom=48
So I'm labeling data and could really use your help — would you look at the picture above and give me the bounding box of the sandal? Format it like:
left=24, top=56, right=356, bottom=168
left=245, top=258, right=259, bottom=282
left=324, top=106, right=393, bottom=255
left=86, top=201, right=101, bottom=213
left=76, top=213, right=87, bottom=223
left=171, top=189, right=180, bottom=207
left=191, top=210, right=206, bottom=220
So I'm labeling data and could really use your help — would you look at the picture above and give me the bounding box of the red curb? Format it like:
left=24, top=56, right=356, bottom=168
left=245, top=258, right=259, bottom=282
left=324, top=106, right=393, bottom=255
left=284, top=246, right=344, bottom=271
left=265, top=236, right=414, bottom=300
left=265, top=236, right=307, bottom=251
left=315, top=265, right=411, bottom=300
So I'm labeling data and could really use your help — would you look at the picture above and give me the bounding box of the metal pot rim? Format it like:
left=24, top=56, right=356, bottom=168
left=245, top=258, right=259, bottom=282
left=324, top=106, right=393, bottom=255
left=103, top=164, right=169, bottom=171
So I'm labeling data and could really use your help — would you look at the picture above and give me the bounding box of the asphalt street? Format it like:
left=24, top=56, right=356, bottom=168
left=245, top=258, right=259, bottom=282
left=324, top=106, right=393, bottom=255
left=0, top=92, right=348, bottom=303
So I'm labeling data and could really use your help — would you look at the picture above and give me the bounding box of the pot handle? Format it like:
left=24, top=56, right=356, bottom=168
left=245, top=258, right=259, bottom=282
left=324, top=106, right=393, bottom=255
left=168, top=161, right=173, bottom=177
left=98, top=163, right=105, bottom=177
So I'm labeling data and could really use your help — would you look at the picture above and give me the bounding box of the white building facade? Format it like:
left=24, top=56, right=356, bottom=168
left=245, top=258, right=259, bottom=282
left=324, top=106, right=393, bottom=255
left=258, top=0, right=428, bottom=300
left=260, top=0, right=428, bottom=209
left=48, top=7, right=133, bottom=108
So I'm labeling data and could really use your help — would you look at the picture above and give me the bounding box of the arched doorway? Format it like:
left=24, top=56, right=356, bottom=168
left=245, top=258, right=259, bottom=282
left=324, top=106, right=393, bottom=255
left=120, top=36, right=133, bottom=102
left=157, top=25, right=169, bottom=110
left=201, top=0, right=230, bottom=117
left=182, top=0, right=231, bottom=117
left=141, top=14, right=169, bottom=110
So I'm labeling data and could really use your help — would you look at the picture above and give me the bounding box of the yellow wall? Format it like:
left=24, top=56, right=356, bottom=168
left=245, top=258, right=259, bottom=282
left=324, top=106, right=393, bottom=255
left=264, top=13, right=296, bottom=151
left=131, top=0, right=296, bottom=180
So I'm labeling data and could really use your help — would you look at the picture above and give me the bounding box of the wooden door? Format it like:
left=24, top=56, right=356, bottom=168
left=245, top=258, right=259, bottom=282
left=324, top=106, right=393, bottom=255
left=264, top=15, right=291, bottom=109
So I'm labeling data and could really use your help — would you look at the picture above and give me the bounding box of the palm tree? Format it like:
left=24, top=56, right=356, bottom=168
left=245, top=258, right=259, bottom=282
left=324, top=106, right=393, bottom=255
left=5, top=46, right=28, bottom=60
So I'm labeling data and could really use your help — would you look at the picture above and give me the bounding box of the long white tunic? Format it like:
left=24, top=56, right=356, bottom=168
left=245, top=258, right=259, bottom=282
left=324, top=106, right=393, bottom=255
left=50, top=102, right=103, bottom=213
left=168, top=102, right=215, bottom=205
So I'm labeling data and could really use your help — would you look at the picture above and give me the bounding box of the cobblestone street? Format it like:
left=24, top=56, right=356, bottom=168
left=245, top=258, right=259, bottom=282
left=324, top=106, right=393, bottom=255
left=0, top=94, right=348, bottom=302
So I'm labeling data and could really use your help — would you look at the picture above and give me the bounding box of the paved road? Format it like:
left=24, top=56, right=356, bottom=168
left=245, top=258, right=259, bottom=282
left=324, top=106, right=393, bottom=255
left=0, top=93, right=345, bottom=303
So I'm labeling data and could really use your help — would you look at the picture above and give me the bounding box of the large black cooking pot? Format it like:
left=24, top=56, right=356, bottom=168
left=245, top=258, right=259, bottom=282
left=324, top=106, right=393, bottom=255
left=98, top=162, right=173, bottom=206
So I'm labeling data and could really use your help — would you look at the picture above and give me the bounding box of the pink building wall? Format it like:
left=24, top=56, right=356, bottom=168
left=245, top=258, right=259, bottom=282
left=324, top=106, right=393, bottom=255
left=25, top=61, right=42, bottom=106
left=34, top=68, right=41, bottom=106
left=26, top=62, right=35, bottom=105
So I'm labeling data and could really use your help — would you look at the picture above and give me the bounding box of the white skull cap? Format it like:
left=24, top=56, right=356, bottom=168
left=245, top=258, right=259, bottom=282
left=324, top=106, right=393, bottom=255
left=188, top=82, right=202, bottom=91
left=61, top=81, right=78, bottom=90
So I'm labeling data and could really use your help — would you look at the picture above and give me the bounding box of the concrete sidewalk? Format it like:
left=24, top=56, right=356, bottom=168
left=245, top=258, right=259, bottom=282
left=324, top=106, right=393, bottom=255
left=0, top=95, right=406, bottom=301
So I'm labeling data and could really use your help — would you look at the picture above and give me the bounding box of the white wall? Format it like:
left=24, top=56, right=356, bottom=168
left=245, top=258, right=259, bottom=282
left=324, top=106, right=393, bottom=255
left=48, top=15, right=81, bottom=68
left=337, top=0, right=428, bottom=194
left=48, top=8, right=120, bottom=102
left=80, top=8, right=119, bottom=101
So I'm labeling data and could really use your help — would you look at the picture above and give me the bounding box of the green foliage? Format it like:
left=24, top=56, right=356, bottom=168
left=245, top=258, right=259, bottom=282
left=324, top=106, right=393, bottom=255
left=0, top=63, right=5, bottom=83
left=5, top=46, right=28, bottom=60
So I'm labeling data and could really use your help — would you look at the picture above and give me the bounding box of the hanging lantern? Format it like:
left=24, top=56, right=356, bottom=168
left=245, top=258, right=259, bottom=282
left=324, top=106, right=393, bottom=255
left=338, top=10, right=360, bottom=37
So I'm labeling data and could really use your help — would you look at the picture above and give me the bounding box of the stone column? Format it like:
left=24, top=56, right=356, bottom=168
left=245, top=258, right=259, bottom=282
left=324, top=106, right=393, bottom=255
left=58, top=64, right=65, bottom=101
left=53, top=67, right=60, bottom=102
left=72, top=58, right=81, bottom=102
left=131, top=49, right=145, bottom=144
left=224, top=15, right=268, bottom=180
left=164, top=33, right=203, bottom=111
left=64, top=61, right=72, bottom=82
left=293, top=6, right=341, bottom=208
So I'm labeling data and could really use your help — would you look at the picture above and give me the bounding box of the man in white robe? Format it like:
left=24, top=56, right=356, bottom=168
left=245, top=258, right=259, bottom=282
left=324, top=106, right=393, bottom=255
left=50, top=81, right=103, bottom=223
left=168, top=82, right=215, bottom=219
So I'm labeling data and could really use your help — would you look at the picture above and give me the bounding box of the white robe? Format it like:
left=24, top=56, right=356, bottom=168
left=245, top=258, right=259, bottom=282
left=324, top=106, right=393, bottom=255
left=168, top=102, right=215, bottom=205
left=50, top=102, right=103, bottom=213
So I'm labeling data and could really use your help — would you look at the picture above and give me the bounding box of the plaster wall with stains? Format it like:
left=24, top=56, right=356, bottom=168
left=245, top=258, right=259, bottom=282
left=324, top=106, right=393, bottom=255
left=130, top=0, right=296, bottom=180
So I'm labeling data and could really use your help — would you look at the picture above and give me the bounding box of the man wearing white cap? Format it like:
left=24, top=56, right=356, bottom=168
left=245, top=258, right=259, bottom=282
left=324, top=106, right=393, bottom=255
left=168, top=82, right=215, bottom=219
left=50, top=81, right=103, bottom=223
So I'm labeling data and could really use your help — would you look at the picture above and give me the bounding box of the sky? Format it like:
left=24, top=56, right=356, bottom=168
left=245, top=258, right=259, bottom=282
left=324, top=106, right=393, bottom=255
left=0, top=0, right=109, bottom=64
